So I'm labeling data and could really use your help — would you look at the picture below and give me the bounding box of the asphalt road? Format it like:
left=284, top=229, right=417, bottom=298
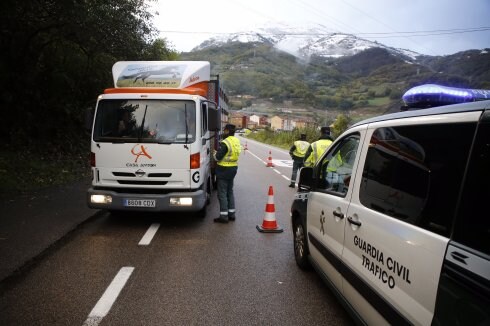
left=0, top=137, right=353, bottom=326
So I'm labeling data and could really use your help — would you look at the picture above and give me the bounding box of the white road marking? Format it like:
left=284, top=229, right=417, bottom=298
left=83, top=267, right=134, bottom=326
left=247, top=149, right=295, bottom=185
left=248, top=150, right=265, bottom=164
left=273, top=160, right=293, bottom=167
left=138, top=223, right=160, bottom=246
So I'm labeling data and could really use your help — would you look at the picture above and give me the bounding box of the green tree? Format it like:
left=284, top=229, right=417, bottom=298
left=0, top=0, right=177, bottom=149
left=143, top=38, right=179, bottom=61
left=331, top=114, right=351, bottom=138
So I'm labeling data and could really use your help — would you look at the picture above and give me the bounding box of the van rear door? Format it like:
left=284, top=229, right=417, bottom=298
left=432, top=112, right=490, bottom=326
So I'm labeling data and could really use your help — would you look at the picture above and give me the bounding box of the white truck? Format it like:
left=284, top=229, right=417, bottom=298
left=87, top=61, right=229, bottom=215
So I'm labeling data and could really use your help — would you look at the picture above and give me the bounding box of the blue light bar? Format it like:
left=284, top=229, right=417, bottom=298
left=402, top=84, right=490, bottom=108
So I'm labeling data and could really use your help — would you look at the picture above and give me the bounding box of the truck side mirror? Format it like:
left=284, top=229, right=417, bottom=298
left=207, top=104, right=219, bottom=131
left=298, top=167, right=313, bottom=191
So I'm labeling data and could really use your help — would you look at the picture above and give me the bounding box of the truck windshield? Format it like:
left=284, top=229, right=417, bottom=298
left=93, top=99, right=196, bottom=144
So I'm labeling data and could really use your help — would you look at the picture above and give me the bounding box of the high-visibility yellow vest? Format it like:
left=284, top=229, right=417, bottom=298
left=304, top=139, right=333, bottom=167
left=327, top=151, right=343, bottom=172
left=292, top=140, right=310, bottom=158
left=217, top=136, right=241, bottom=167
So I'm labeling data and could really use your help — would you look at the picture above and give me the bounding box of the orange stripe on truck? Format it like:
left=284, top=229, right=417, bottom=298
left=104, top=82, right=209, bottom=97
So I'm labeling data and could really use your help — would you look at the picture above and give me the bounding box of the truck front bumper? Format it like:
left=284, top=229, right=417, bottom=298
left=87, top=187, right=207, bottom=212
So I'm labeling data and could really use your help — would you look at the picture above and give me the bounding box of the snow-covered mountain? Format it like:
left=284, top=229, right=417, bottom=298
left=193, top=24, right=421, bottom=61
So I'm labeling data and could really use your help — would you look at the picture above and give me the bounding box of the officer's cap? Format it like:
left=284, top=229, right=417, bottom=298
left=224, top=124, right=236, bottom=132
left=320, top=126, right=331, bottom=134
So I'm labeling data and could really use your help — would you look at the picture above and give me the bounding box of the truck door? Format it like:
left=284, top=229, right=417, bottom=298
left=307, top=132, right=363, bottom=291
left=200, top=101, right=211, bottom=187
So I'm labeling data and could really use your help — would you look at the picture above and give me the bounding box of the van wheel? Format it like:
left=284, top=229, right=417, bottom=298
left=293, top=217, right=311, bottom=270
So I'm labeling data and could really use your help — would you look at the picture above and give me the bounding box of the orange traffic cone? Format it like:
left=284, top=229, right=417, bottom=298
left=257, top=186, right=283, bottom=233
left=266, top=150, right=274, bottom=167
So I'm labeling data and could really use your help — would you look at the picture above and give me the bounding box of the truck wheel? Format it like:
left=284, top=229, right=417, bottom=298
left=196, top=202, right=207, bottom=218
left=293, top=217, right=311, bottom=270
left=206, top=178, right=211, bottom=205
left=212, top=173, right=217, bottom=191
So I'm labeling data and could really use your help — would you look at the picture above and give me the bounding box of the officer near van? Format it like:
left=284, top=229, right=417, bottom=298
left=289, top=133, right=310, bottom=188
left=304, top=126, right=334, bottom=167
left=213, top=124, right=242, bottom=223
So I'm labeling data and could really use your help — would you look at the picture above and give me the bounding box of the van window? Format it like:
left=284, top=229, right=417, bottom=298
left=317, top=134, right=360, bottom=196
left=359, top=123, right=476, bottom=236
left=453, top=120, right=490, bottom=255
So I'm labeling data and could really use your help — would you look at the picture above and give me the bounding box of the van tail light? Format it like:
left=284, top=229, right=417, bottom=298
left=190, top=152, right=200, bottom=169
left=90, top=152, right=96, bottom=167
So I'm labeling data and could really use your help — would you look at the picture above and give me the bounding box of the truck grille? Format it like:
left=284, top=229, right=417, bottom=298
left=112, top=172, right=172, bottom=177
left=117, top=180, right=168, bottom=185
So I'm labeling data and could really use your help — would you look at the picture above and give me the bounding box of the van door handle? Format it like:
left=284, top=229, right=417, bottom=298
left=450, top=251, right=468, bottom=264
left=347, top=217, right=361, bottom=227
left=333, top=211, right=344, bottom=219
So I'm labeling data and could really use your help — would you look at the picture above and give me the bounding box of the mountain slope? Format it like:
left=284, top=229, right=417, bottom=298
left=194, top=24, right=421, bottom=61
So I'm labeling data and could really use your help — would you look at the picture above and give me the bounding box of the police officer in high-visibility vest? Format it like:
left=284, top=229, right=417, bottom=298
left=213, top=124, right=242, bottom=223
left=304, top=126, right=334, bottom=167
left=289, top=133, right=310, bottom=188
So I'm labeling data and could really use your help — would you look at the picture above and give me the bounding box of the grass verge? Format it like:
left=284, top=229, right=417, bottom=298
left=0, top=148, right=91, bottom=196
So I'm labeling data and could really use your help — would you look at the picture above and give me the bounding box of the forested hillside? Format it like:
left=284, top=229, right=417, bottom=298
left=0, top=0, right=177, bottom=150
left=0, top=0, right=177, bottom=192
left=182, top=42, right=490, bottom=118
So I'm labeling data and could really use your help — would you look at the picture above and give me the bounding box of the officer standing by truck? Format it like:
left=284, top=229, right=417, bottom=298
left=213, top=124, right=242, bottom=223
left=289, top=133, right=310, bottom=188
left=304, top=126, right=334, bottom=167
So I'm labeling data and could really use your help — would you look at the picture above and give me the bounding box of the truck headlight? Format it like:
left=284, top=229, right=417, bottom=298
left=91, top=195, right=112, bottom=204
left=169, top=197, right=193, bottom=206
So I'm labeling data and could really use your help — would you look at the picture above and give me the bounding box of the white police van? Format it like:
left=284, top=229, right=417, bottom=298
left=291, top=84, right=490, bottom=325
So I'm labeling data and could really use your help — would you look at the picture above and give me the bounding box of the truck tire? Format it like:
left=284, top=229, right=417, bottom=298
left=196, top=205, right=207, bottom=218
left=212, top=173, right=217, bottom=191
left=206, top=177, right=211, bottom=205
left=197, top=179, right=211, bottom=218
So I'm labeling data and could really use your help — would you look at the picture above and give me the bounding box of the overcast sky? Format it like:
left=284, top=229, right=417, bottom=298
left=151, top=0, right=490, bottom=56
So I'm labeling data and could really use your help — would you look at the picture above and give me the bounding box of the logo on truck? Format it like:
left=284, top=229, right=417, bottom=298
left=189, top=75, right=200, bottom=83
left=131, top=144, right=152, bottom=162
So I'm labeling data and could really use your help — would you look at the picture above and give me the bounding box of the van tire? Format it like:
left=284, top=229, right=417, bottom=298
left=293, top=217, right=311, bottom=270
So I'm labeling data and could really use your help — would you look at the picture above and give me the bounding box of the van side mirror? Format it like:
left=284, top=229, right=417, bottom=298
left=298, top=167, right=313, bottom=191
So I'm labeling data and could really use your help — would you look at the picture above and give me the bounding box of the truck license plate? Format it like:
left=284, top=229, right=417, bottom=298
left=124, top=199, right=156, bottom=207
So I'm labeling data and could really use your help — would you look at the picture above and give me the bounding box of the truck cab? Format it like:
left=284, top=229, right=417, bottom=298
left=87, top=61, right=228, bottom=215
